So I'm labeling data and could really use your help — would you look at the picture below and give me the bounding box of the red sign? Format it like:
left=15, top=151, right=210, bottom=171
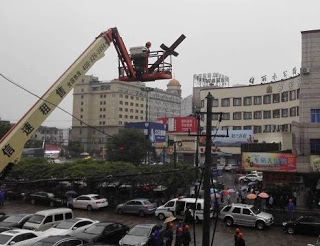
left=157, top=117, right=197, bottom=133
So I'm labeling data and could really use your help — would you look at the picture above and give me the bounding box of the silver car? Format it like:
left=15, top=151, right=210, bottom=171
left=116, top=199, right=157, bottom=217
left=219, top=203, right=274, bottom=230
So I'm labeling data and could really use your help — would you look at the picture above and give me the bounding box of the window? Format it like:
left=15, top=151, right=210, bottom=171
left=233, top=126, right=241, bottom=130
left=54, top=214, right=63, bottom=221
left=254, top=111, right=262, bottom=119
left=130, top=103, right=134, bottom=106
left=254, top=96, right=262, bottom=105
left=243, top=208, right=251, bottom=215
left=273, top=93, right=280, bottom=103
left=81, top=102, right=83, bottom=105
left=125, top=102, right=128, bottom=105
left=244, top=97, right=252, bottom=106
left=119, top=94, right=123, bottom=98
left=273, top=109, right=280, bottom=118
left=233, top=98, right=242, bottom=106
left=297, top=107, right=299, bottom=116
left=254, top=126, right=262, bottom=133
left=141, top=104, right=144, bottom=107
left=212, top=99, right=219, bottom=107
left=125, top=108, right=128, bottom=112
left=135, top=116, right=138, bottom=119
left=222, top=113, right=230, bottom=120
left=81, top=95, right=84, bottom=99
left=221, top=205, right=232, bottom=212
left=212, top=114, right=219, bottom=120
left=311, top=109, right=320, bottom=123
left=282, top=109, right=288, bottom=117
left=44, top=215, right=53, bottom=224
left=119, top=108, right=123, bottom=111
left=125, top=95, right=128, bottom=99
left=290, top=107, right=297, bottom=117
left=263, top=111, right=271, bottom=119
left=289, top=90, right=296, bottom=100
left=233, top=112, right=242, bottom=120
left=264, top=125, right=271, bottom=132
left=243, top=112, right=252, bottom=119
left=221, top=98, right=230, bottom=107
left=232, top=207, right=241, bottom=214
left=282, top=124, right=289, bottom=132
left=131, top=96, right=134, bottom=99
left=119, top=114, right=122, bottom=118
left=119, top=101, right=123, bottom=105
left=201, top=100, right=204, bottom=108
left=311, top=139, right=320, bottom=154
left=297, top=89, right=300, bottom=99
left=119, top=121, right=123, bottom=125
left=243, top=126, right=252, bottom=130
left=222, top=126, right=229, bottom=130
left=136, top=103, right=139, bottom=107
left=263, top=95, right=271, bottom=104
left=80, top=108, right=83, bottom=112
left=281, top=91, right=288, bottom=102
left=130, top=109, right=133, bottom=113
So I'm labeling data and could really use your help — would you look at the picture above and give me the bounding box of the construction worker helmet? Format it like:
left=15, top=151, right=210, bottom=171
left=185, top=225, right=190, bottom=229
left=178, top=227, right=183, bottom=232
left=169, top=223, right=174, bottom=228
left=238, top=233, right=243, bottom=238
left=289, top=199, right=292, bottom=202
left=235, top=228, right=240, bottom=233
left=146, top=41, right=151, bottom=48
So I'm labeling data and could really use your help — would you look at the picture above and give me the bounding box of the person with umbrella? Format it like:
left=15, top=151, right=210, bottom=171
left=66, top=190, right=76, bottom=208
left=175, top=227, right=183, bottom=246
left=162, top=223, right=174, bottom=246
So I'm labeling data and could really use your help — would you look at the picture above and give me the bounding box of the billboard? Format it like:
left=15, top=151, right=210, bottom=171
left=310, top=155, right=320, bottom=172
left=199, top=130, right=253, bottom=147
left=125, top=122, right=166, bottom=146
left=242, top=152, right=296, bottom=172
left=157, top=117, right=197, bottom=133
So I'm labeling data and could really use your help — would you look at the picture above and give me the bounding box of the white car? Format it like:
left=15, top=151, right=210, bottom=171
left=72, top=194, right=108, bottom=211
left=41, top=218, right=98, bottom=237
left=0, top=229, right=42, bottom=246
left=238, top=173, right=263, bottom=183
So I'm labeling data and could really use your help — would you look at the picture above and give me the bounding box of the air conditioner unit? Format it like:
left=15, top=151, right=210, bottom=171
left=294, top=176, right=304, bottom=183
left=301, top=67, right=310, bottom=74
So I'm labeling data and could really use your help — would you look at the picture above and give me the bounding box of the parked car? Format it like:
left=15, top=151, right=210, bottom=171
left=29, top=192, right=63, bottom=207
left=219, top=203, right=274, bottom=230
left=238, top=173, right=263, bottom=183
left=32, top=236, right=85, bottom=246
left=224, top=164, right=238, bottom=172
left=119, top=224, right=161, bottom=246
left=116, top=198, right=158, bottom=217
left=72, top=194, right=108, bottom=211
left=41, top=218, right=97, bottom=237
left=0, top=214, right=33, bottom=229
left=0, top=229, right=41, bottom=246
left=73, top=222, right=129, bottom=245
left=282, top=216, right=320, bottom=234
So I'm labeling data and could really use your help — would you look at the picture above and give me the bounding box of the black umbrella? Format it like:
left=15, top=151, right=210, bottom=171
left=65, top=190, right=77, bottom=197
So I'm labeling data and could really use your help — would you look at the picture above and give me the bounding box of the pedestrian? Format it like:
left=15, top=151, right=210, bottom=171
left=227, top=193, right=231, bottom=205
left=152, top=225, right=161, bottom=246
left=268, top=194, right=274, bottom=209
left=0, top=189, right=5, bottom=207
left=175, top=227, right=183, bottom=246
left=288, top=198, right=294, bottom=220
left=236, top=189, right=240, bottom=203
left=220, top=193, right=224, bottom=204
left=182, top=224, right=191, bottom=246
left=184, top=206, right=193, bottom=224
left=213, top=199, right=220, bottom=218
left=234, top=228, right=240, bottom=246
left=235, top=232, right=246, bottom=246
left=279, top=195, right=285, bottom=211
left=163, top=223, right=173, bottom=246
left=67, top=195, right=73, bottom=209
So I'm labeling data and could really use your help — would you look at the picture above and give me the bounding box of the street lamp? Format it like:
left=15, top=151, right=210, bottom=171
left=141, top=87, right=154, bottom=122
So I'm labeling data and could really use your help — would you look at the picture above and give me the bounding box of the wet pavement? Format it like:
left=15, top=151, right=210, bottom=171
left=0, top=199, right=317, bottom=246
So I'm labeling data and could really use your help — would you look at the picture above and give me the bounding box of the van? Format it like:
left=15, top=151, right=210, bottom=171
left=155, top=197, right=213, bottom=223
left=23, top=208, right=73, bottom=231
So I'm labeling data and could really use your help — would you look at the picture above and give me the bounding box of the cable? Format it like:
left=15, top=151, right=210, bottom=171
left=0, top=73, right=114, bottom=138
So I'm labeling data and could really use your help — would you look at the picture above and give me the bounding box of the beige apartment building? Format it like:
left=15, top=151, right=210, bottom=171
left=70, top=75, right=181, bottom=153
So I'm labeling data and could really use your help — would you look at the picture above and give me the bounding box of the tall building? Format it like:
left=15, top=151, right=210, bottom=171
left=70, top=75, right=181, bottom=153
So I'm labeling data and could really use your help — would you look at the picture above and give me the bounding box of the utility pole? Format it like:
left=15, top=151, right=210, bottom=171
left=202, top=92, right=213, bottom=246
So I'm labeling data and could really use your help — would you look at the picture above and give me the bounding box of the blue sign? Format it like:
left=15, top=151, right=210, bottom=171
left=125, top=122, right=166, bottom=144
left=212, top=168, right=222, bottom=177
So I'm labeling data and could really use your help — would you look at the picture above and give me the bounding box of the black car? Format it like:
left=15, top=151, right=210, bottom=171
left=32, top=236, right=85, bottom=246
left=73, top=222, right=129, bottom=245
left=29, top=192, right=63, bottom=207
left=0, top=214, right=33, bottom=229
left=282, top=216, right=320, bottom=234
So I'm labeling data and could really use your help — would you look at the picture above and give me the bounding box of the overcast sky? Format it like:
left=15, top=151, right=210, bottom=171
left=1, top=0, right=319, bottom=129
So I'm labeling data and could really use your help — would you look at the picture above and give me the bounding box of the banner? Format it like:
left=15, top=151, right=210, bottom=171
left=310, top=155, right=320, bottom=172
left=242, top=152, right=296, bottom=172
left=157, top=117, right=197, bottom=133
left=199, top=130, right=253, bottom=147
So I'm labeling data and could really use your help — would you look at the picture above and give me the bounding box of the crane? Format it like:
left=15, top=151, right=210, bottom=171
left=0, top=27, right=185, bottom=175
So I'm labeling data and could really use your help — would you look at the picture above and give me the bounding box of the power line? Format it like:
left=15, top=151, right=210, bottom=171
left=0, top=73, right=114, bottom=139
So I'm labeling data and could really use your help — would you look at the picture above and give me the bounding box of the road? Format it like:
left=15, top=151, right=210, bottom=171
left=1, top=200, right=317, bottom=246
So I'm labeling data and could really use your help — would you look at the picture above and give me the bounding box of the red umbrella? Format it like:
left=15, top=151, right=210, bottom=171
left=223, top=190, right=230, bottom=195
left=246, top=193, right=257, bottom=200
left=258, top=192, right=269, bottom=199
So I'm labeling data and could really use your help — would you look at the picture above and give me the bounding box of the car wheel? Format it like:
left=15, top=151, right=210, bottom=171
left=139, top=210, right=145, bottom=217
left=225, top=217, right=233, bottom=226
left=158, top=213, right=165, bottom=220
left=256, top=220, right=265, bottom=230
left=117, top=208, right=123, bottom=215
left=287, top=227, right=295, bottom=234
left=31, top=199, right=36, bottom=205
left=87, top=205, right=93, bottom=211
left=49, top=201, right=55, bottom=207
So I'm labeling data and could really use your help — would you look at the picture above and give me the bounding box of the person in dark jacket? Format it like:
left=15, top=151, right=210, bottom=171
left=175, top=227, right=183, bottom=246
left=234, top=228, right=240, bottom=245
left=184, top=207, right=194, bottom=224
left=235, top=232, right=246, bottom=246
left=163, top=223, right=174, bottom=246
left=182, top=224, right=191, bottom=246
left=152, top=225, right=161, bottom=246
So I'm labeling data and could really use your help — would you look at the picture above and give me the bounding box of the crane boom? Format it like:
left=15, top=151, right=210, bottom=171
left=0, top=30, right=112, bottom=173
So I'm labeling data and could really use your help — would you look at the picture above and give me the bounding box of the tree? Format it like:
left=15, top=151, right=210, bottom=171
left=0, top=121, right=12, bottom=140
left=106, top=128, right=151, bottom=165
left=68, top=141, right=84, bottom=157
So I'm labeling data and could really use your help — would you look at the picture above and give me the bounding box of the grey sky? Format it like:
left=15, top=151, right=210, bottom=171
left=0, top=0, right=319, bottom=128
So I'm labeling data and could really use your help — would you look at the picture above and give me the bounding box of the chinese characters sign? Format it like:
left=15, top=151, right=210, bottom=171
left=157, top=117, right=197, bottom=133
left=242, top=152, right=296, bottom=172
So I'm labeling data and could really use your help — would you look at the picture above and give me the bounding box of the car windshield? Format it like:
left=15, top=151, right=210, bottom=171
left=28, top=215, right=45, bottom=224
left=3, top=215, right=24, bottom=223
left=143, top=200, right=151, bottom=205
left=55, top=221, right=75, bottom=229
left=47, top=193, right=55, bottom=198
left=0, top=234, right=12, bottom=244
left=84, top=225, right=104, bottom=235
left=91, top=196, right=101, bottom=200
left=251, top=207, right=261, bottom=214
left=128, top=227, right=151, bottom=237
